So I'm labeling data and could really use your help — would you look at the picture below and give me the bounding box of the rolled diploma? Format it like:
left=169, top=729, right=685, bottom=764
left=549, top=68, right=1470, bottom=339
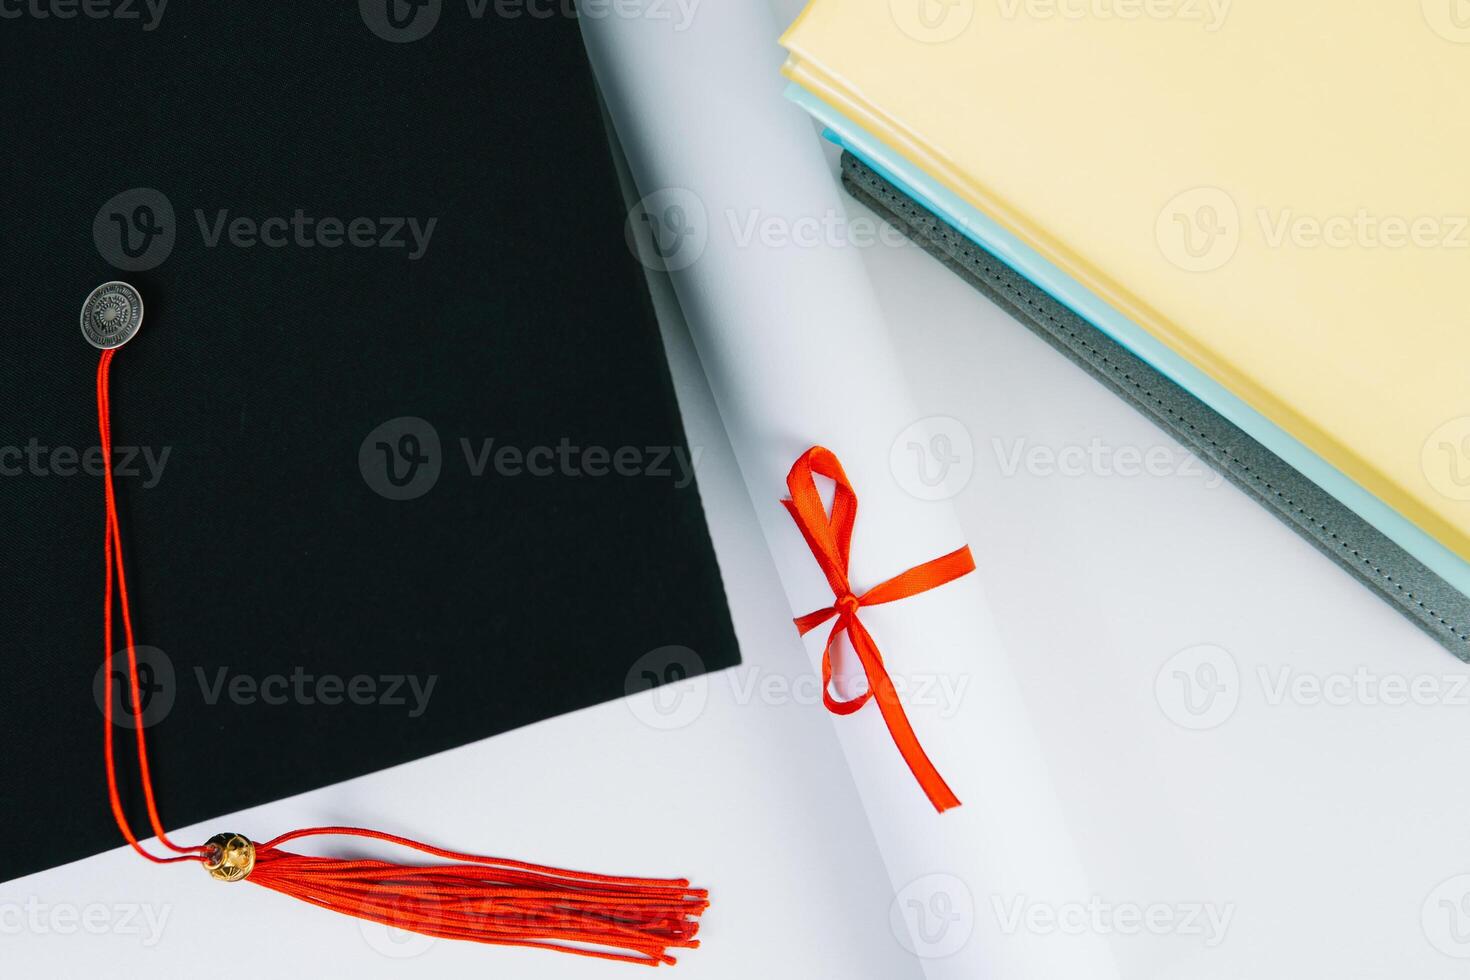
left=581, top=5, right=1119, bottom=978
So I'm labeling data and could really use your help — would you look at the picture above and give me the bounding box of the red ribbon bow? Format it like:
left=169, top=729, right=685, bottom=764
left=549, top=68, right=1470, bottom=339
left=782, top=446, right=974, bottom=813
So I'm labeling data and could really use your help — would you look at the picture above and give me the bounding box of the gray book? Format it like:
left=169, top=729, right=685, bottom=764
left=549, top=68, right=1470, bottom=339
left=842, top=150, right=1470, bottom=659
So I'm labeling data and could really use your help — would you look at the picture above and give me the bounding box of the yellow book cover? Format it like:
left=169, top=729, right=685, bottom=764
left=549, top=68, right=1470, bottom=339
left=783, top=2, right=1470, bottom=565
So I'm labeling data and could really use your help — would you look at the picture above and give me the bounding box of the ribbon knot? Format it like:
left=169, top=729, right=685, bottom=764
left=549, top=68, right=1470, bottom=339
left=781, top=446, right=975, bottom=813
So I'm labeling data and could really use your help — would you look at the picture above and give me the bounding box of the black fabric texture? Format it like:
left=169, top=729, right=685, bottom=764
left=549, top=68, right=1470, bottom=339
left=0, top=4, right=738, bottom=882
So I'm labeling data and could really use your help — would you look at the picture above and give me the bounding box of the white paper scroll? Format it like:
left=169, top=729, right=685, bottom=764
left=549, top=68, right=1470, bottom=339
left=581, top=5, right=1120, bottom=977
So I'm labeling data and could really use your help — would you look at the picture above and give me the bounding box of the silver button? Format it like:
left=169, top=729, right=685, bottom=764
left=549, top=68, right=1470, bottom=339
left=81, top=281, right=144, bottom=349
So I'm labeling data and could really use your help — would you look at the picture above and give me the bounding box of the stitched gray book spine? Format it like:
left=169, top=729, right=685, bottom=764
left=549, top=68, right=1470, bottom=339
left=840, top=150, right=1470, bottom=658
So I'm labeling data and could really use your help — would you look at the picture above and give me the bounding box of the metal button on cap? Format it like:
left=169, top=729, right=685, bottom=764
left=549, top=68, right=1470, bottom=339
left=81, top=281, right=144, bottom=349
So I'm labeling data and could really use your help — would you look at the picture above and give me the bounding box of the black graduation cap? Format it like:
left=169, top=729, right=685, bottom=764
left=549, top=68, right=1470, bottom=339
left=0, top=3, right=739, bottom=893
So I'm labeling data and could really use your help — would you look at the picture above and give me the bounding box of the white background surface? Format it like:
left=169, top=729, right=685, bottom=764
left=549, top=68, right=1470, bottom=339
left=11, top=4, right=1470, bottom=977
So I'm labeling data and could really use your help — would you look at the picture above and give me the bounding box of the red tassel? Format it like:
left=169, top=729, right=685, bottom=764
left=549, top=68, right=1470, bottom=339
left=96, top=336, right=708, bottom=966
left=226, top=827, right=707, bottom=966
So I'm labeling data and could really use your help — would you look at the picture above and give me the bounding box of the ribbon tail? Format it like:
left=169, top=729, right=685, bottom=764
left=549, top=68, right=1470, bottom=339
left=820, top=618, right=872, bottom=716
left=845, top=618, right=962, bottom=813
